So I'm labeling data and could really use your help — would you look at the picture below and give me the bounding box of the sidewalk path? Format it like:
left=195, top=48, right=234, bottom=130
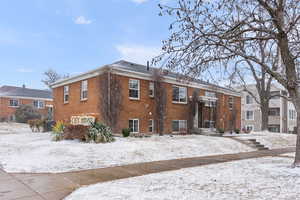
left=0, top=147, right=295, bottom=200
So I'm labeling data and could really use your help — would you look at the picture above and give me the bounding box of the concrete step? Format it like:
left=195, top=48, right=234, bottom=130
left=257, top=147, right=269, bottom=150
left=240, top=138, right=269, bottom=151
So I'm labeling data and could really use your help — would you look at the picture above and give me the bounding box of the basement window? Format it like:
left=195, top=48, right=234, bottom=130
left=149, top=119, right=154, bottom=133
left=172, top=120, right=187, bottom=133
left=268, top=108, right=280, bottom=116
left=129, top=119, right=139, bottom=133
left=246, top=125, right=254, bottom=132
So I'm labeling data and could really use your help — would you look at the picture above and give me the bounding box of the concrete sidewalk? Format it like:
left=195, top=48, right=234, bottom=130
left=1, top=147, right=295, bottom=200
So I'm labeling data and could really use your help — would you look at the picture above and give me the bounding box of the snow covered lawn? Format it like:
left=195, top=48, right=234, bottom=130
left=0, top=123, right=253, bottom=173
left=65, top=154, right=300, bottom=200
left=0, top=122, right=31, bottom=135
left=231, top=131, right=296, bottom=149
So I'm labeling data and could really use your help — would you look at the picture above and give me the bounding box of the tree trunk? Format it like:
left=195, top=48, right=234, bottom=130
left=293, top=106, right=300, bottom=167
left=261, top=104, right=269, bottom=131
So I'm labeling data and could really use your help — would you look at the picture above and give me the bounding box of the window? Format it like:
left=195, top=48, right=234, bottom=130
left=270, top=91, right=280, bottom=99
left=246, top=95, right=253, bottom=104
left=246, top=125, right=254, bottom=132
left=129, top=79, right=140, bottom=99
left=149, top=82, right=154, bottom=98
left=9, top=99, right=19, bottom=107
left=205, top=101, right=216, bottom=107
left=268, top=125, right=280, bottom=133
left=228, top=97, right=234, bottom=110
left=81, top=80, right=88, bottom=100
left=289, top=109, right=296, bottom=120
left=172, top=86, right=187, bottom=103
left=172, top=120, right=187, bottom=133
left=268, top=108, right=280, bottom=116
left=33, top=100, right=44, bottom=109
left=64, top=85, right=69, bottom=103
left=149, top=119, right=154, bottom=133
left=205, top=91, right=216, bottom=98
left=129, top=119, right=139, bottom=133
left=246, top=111, right=254, bottom=120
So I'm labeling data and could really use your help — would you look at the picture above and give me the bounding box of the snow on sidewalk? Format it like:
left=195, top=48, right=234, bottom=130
left=65, top=154, right=300, bottom=200
left=0, top=131, right=253, bottom=173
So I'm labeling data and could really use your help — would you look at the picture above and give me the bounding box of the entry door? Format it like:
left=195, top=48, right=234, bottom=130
left=48, top=107, right=53, bottom=120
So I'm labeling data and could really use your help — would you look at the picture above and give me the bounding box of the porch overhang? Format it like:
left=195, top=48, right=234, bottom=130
left=198, top=96, right=218, bottom=102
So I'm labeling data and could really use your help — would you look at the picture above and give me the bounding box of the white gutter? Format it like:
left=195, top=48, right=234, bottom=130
left=50, top=63, right=240, bottom=97
left=0, top=95, right=53, bottom=101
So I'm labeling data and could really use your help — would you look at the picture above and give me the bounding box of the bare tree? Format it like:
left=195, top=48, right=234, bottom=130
left=152, top=69, right=167, bottom=135
left=188, top=89, right=199, bottom=134
left=99, top=71, right=123, bottom=133
left=42, top=69, right=69, bottom=89
left=156, top=0, right=300, bottom=166
left=231, top=42, right=279, bottom=131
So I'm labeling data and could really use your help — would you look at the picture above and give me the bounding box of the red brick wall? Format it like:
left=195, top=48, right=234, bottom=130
left=53, top=73, right=241, bottom=134
left=53, top=76, right=101, bottom=123
left=0, top=97, right=53, bottom=121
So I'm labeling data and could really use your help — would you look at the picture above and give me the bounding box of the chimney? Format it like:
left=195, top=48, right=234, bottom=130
left=22, top=84, right=26, bottom=89
left=146, top=61, right=150, bottom=71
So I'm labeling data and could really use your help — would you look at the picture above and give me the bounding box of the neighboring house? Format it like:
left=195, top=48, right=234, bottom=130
left=0, top=85, right=53, bottom=121
left=51, top=60, right=241, bottom=134
left=239, top=84, right=297, bottom=133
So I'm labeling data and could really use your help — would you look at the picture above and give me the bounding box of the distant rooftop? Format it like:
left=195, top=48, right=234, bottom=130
left=0, top=85, right=52, bottom=99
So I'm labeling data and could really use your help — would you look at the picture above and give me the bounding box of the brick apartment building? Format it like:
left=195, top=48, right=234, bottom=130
left=0, top=85, right=53, bottom=121
left=51, top=60, right=241, bottom=134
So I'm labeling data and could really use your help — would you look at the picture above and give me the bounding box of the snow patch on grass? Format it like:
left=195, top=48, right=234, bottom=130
left=0, top=124, right=253, bottom=173
left=0, top=122, right=31, bottom=135
left=65, top=156, right=300, bottom=200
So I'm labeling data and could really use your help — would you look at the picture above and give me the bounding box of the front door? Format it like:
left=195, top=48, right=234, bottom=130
left=198, top=101, right=217, bottom=128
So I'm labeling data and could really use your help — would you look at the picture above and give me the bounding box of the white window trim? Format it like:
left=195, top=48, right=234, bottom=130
left=245, top=110, right=254, bottom=120
left=172, top=85, right=187, bottom=104
left=289, top=109, right=297, bottom=120
left=129, top=119, right=139, bottom=133
left=129, top=79, right=140, bottom=100
left=81, top=80, right=88, bottom=101
left=33, top=100, right=45, bottom=109
left=149, top=82, right=154, bottom=98
left=149, top=119, right=154, bottom=133
left=9, top=99, right=19, bottom=108
left=64, top=85, right=69, bottom=104
left=245, top=95, right=253, bottom=105
left=205, top=91, right=216, bottom=98
left=172, top=120, right=187, bottom=133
